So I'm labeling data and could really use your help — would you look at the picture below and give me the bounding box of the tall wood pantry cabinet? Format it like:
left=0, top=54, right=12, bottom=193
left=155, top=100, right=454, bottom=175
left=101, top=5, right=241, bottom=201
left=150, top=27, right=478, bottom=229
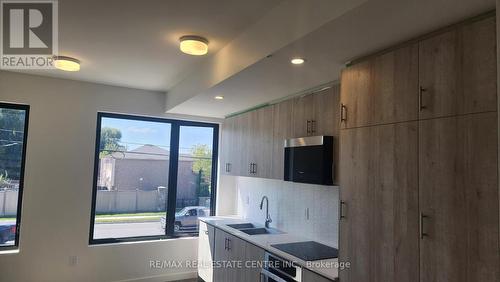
left=339, top=14, right=499, bottom=282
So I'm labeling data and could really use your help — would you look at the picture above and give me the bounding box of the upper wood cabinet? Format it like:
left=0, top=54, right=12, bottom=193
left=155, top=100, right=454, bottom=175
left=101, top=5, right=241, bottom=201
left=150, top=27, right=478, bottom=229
left=418, top=16, right=497, bottom=119
left=340, top=44, right=419, bottom=129
left=221, top=85, right=339, bottom=181
left=221, top=106, right=274, bottom=179
left=312, top=85, right=339, bottom=136
left=293, top=86, right=339, bottom=137
left=419, top=112, right=499, bottom=282
left=292, top=93, right=315, bottom=137
left=220, top=118, right=235, bottom=176
left=339, top=122, right=419, bottom=282
left=246, top=106, right=274, bottom=178
left=271, top=99, right=294, bottom=180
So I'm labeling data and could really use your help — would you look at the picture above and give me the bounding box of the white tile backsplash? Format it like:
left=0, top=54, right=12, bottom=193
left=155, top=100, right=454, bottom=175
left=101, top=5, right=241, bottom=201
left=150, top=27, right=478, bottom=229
left=235, top=177, right=340, bottom=248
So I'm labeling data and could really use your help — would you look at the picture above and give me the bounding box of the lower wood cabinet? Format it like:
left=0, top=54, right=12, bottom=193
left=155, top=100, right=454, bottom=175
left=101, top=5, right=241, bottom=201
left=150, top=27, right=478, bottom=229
left=213, top=228, right=265, bottom=282
left=244, top=241, right=265, bottom=282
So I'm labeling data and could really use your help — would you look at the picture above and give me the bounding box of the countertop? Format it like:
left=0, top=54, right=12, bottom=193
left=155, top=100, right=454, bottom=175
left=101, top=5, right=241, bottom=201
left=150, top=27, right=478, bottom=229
left=199, top=216, right=339, bottom=281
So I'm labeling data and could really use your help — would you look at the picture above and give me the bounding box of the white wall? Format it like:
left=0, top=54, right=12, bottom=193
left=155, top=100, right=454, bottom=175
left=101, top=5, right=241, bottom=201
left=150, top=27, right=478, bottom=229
left=0, top=71, right=200, bottom=282
left=235, top=177, right=340, bottom=248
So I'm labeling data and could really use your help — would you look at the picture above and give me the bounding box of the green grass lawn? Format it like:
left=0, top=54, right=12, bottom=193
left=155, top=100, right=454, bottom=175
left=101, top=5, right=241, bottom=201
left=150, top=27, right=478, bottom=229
left=0, top=217, right=15, bottom=222
left=94, top=212, right=166, bottom=224
left=1, top=211, right=173, bottom=224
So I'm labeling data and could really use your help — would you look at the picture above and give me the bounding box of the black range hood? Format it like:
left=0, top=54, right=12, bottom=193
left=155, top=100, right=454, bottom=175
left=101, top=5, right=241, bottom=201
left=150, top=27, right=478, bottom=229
left=284, top=136, right=334, bottom=185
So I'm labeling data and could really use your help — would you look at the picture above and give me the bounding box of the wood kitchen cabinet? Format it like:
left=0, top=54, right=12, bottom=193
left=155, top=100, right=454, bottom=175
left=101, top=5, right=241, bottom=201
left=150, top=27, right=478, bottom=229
left=340, top=43, right=418, bottom=129
left=339, top=13, right=498, bottom=282
left=246, top=106, right=274, bottom=178
left=302, top=268, right=335, bottom=282
left=293, top=86, right=339, bottom=137
left=221, top=106, right=273, bottom=179
left=220, top=117, right=235, bottom=176
left=220, top=84, right=339, bottom=180
left=271, top=99, right=294, bottom=180
left=212, top=227, right=266, bottom=282
left=214, top=229, right=246, bottom=282
left=292, top=93, right=315, bottom=137
left=312, top=85, right=340, bottom=136
left=418, top=16, right=496, bottom=119
left=244, top=242, right=265, bottom=282
left=419, top=112, right=499, bottom=282
left=339, top=122, right=419, bottom=282
left=270, top=86, right=339, bottom=181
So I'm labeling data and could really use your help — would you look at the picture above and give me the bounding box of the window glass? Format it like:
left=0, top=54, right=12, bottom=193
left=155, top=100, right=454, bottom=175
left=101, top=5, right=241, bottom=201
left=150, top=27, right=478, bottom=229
left=92, top=116, right=171, bottom=240
left=174, top=125, right=214, bottom=236
left=90, top=113, right=218, bottom=243
left=0, top=103, right=29, bottom=249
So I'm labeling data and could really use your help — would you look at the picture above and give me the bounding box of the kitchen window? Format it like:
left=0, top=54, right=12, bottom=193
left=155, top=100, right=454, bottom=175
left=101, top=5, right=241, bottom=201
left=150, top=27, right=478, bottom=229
left=89, top=112, right=218, bottom=244
left=0, top=103, right=29, bottom=250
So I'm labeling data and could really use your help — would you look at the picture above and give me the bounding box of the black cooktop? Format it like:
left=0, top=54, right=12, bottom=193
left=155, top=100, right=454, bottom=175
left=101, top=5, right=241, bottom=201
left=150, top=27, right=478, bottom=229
left=271, top=241, right=338, bottom=261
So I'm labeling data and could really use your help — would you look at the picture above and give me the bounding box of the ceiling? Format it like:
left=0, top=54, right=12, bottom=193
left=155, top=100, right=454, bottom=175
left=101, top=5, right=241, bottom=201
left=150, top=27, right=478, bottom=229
left=168, top=0, right=496, bottom=118
left=13, top=0, right=283, bottom=91
left=6, top=0, right=496, bottom=119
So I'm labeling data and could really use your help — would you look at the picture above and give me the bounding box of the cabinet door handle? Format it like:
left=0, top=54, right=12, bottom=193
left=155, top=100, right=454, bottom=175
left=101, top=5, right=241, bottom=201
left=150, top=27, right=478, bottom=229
left=224, top=238, right=228, bottom=250
left=419, top=86, right=427, bottom=111
left=306, top=120, right=311, bottom=135
left=419, top=213, right=429, bottom=239
left=227, top=238, right=231, bottom=251
left=340, top=201, right=347, bottom=219
left=341, top=104, right=347, bottom=122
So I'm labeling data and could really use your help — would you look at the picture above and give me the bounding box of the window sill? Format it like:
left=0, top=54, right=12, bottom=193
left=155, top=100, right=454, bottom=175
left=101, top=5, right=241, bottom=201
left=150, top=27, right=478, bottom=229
left=88, top=235, right=198, bottom=247
left=0, top=248, right=20, bottom=255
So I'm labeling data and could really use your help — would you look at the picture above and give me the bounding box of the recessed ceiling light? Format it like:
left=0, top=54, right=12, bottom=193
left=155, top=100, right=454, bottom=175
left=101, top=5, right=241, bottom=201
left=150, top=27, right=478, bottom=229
left=214, top=95, right=224, bottom=100
left=53, top=56, right=80, bottom=71
left=291, top=58, right=305, bottom=65
left=180, top=35, right=209, bottom=56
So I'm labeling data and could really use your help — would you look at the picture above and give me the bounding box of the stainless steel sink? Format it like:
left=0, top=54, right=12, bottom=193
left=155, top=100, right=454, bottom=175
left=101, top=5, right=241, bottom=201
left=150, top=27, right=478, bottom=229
left=226, top=223, right=256, bottom=229
left=226, top=223, right=284, bottom=236
left=240, top=228, right=271, bottom=235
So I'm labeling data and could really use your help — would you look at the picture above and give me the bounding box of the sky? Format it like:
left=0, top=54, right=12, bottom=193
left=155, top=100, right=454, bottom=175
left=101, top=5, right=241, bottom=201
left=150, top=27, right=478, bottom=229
left=101, top=117, right=214, bottom=155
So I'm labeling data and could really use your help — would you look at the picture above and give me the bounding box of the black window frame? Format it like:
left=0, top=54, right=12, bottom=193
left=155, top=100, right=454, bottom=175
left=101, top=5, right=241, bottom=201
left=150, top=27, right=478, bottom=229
left=89, top=112, right=219, bottom=245
left=0, top=102, right=30, bottom=250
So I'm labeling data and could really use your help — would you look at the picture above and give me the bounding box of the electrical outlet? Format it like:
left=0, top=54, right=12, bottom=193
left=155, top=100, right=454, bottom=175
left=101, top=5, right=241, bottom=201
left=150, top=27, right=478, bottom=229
left=69, top=255, right=78, bottom=266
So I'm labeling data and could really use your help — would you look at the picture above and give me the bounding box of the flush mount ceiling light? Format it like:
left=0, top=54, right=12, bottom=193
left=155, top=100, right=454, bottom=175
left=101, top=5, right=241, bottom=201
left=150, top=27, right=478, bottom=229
left=291, top=58, right=305, bottom=65
left=214, top=95, right=224, bottom=100
left=53, top=56, right=80, bottom=71
left=179, top=35, right=209, bottom=56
